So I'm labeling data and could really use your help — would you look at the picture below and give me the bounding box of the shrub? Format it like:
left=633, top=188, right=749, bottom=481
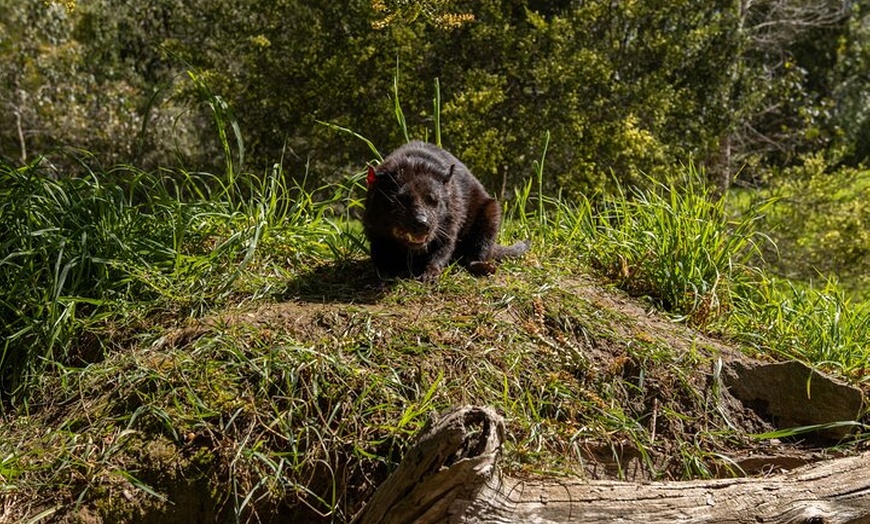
left=755, top=154, right=870, bottom=300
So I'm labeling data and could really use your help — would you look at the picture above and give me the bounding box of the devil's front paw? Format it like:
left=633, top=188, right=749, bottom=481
left=468, top=260, right=497, bottom=276
left=419, top=265, right=445, bottom=282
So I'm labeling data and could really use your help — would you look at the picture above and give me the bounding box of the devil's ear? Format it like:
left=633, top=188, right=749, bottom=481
left=366, top=165, right=377, bottom=188
left=441, top=164, right=456, bottom=183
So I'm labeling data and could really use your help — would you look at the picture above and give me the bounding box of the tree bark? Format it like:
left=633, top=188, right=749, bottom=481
left=355, top=406, right=870, bottom=524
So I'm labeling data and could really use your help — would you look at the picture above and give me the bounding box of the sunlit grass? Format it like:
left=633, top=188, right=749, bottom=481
left=729, top=278, right=870, bottom=380
left=0, top=156, right=363, bottom=404
left=577, top=167, right=768, bottom=325
left=508, top=161, right=870, bottom=377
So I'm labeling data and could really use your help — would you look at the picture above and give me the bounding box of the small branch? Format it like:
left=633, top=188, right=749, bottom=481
left=14, top=78, right=27, bottom=164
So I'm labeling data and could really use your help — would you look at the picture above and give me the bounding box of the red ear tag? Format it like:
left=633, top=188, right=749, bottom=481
left=367, top=166, right=377, bottom=188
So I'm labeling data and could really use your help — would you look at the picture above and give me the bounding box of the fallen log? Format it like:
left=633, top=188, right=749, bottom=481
left=355, top=406, right=870, bottom=524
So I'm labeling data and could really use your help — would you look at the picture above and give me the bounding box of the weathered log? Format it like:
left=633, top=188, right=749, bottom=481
left=354, top=406, right=503, bottom=524
left=355, top=406, right=870, bottom=524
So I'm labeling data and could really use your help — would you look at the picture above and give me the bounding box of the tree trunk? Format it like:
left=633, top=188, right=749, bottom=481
left=355, top=406, right=870, bottom=524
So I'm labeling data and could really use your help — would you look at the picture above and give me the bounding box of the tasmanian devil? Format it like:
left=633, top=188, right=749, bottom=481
left=363, top=141, right=530, bottom=280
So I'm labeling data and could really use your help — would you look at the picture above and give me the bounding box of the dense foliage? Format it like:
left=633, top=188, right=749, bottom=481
left=752, top=155, right=870, bottom=300
left=2, top=1, right=866, bottom=193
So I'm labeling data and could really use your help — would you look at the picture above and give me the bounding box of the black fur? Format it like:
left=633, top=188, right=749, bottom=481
left=363, top=141, right=530, bottom=280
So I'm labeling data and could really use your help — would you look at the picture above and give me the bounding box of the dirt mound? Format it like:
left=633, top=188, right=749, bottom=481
left=3, top=267, right=867, bottom=523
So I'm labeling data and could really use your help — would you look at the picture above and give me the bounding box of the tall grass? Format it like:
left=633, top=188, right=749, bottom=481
left=0, top=156, right=359, bottom=405
left=513, top=164, right=769, bottom=326
left=1, top=160, right=164, bottom=401
left=515, top=161, right=870, bottom=378
left=729, top=278, right=870, bottom=378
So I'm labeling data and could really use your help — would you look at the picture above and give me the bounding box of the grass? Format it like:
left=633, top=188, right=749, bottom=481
left=729, top=278, right=870, bottom=379
left=0, top=155, right=361, bottom=405
left=574, top=168, right=769, bottom=325
left=1, top=264, right=747, bottom=521
left=0, top=148, right=868, bottom=521
left=521, top=165, right=870, bottom=378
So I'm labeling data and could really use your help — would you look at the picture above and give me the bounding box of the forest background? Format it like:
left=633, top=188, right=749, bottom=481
left=2, top=0, right=869, bottom=298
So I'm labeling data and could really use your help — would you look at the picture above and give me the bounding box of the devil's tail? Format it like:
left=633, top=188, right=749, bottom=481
left=491, top=239, right=531, bottom=260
